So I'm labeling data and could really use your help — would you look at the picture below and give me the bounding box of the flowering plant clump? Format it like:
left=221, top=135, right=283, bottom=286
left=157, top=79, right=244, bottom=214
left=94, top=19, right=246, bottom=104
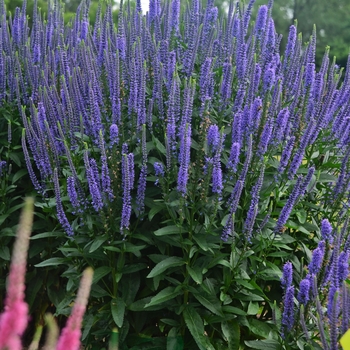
left=1, top=0, right=350, bottom=348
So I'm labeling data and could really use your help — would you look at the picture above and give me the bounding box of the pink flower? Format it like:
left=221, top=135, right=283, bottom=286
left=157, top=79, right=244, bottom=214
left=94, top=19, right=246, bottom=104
left=0, top=198, right=33, bottom=350
left=56, top=268, right=93, bottom=350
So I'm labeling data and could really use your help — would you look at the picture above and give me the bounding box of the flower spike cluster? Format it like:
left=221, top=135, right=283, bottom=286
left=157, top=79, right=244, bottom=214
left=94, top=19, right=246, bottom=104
left=1, top=1, right=350, bottom=334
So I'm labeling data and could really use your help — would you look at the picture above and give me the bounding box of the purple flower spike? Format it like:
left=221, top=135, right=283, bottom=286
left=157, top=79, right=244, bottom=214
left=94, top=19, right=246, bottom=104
left=281, top=286, right=295, bottom=338
left=227, top=142, right=240, bottom=173
left=254, top=5, right=268, bottom=40
left=67, top=176, right=80, bottom=213
left=109, top=124, right=119, bottom=147
left=281, top=261, right=293, bottom=290
left=304, top=63, right=315, bottom=91
left=154, top=162, right=164, bottom=186
left=171, top=0, right=180, bottom=32
left=308, top=244, right=325, bottom=274
left=84, top=152, right=103, bottom=212
left=338, top=251, right=350, bottom=284
left=177, top=125, right=191, bottom=196
left=263, top=65, right=275, bottom=93
left=136, top=165, right=147, bottom=216
left=297, top=278, right=310, bottom=305
left=321, top=219, right=333, bottom=241
left=121, top=145, right=134, bottom=234
left=53, top=169, right=73, bottom=236
left=207, top=125, right=220, bottom=153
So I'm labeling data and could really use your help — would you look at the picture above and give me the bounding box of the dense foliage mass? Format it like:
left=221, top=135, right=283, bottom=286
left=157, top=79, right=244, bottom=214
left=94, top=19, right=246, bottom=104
left=1, top=0, right=350, bottom=349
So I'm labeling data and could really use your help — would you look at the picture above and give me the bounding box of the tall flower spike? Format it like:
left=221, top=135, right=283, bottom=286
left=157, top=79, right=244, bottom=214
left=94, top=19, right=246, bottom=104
left=53, top=169, right=74, bottom=236
left=121, top=144, right=133, bottom=234
left=299, top=166, right=315, bottom=196
left=281, top=261, right=293, bottom=290
left=109, top=124, right=119, bottom=147
left=211, top=130, right=225, bottom=197
left=274, top=176, right=303, bottom=234
left=227, top=142, right=240, bottom=174
left=171, top=0, right=180, bottom=33
left=221, top=180, right=244, bottom=242
left=207, top=125, right=220, bottom=153
left=320, top=218, right=333, bottom=241
left=136, top=165, right=147, bottom=216
left=67, top=176, right=80, bottom=214
left=281, top=286, right=295, bottom=338
left=254, top=5, right=268, bottom=40
left=243, top=164, right=265, bottom=243
left=308, top=244, right=325, bottom=275
left=342, top=282, right=350, bottom=335
left=288, top=121, right=315, bottom=179
left=257, top=119, right=273, bottom=157
left=283, top=24, right=297, bottom=72
left=56, top=268, right=93, bottom=350
left=84, top=152, right=103, bottom=212
left=297, top=278, right=310, bottom=306
left=177, top=124, right=191, bottom=196
left=277, top=136, right=295, bottom=176
left=0, top=198, right=33, bottom=350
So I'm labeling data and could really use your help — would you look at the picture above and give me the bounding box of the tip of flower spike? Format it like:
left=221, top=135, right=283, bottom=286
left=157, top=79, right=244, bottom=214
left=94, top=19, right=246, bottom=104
left=14, top=197, right=34, bottom=266
left=76, top=267, right=94, bottom=307
left=43, top=313, right=59, bottom=349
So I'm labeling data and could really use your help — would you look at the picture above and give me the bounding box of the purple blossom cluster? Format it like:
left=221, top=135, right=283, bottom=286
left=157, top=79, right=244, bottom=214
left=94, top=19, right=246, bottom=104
left=280, top=223, right=350, bottom=347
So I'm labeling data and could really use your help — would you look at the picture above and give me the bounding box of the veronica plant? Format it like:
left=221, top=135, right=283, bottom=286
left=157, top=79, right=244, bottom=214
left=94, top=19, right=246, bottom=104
left=1, top=0, right=350, bottom=348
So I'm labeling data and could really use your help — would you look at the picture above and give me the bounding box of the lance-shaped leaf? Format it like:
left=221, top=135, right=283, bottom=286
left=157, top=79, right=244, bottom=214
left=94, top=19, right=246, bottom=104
left=147, top=256, right=185, bottom=278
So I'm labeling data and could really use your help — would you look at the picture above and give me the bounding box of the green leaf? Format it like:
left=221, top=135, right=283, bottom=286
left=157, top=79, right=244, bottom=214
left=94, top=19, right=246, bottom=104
left=183, top=306, right=215, bottom=350
left=221, top=320, right=240, bottom=350
left=275, top=234, right=295, bottom=244
left=145, top=286, right=181, bottom=308
left=88, top=236, right=107, bottom=253
left=34, top=258, right=69, bottom=267
left=147, top=257, right=185, bottom=278
left=194, top=293, right=223, bottom=317
left=92, top=266, right=112, bottom=284
left=153, top=136, right=166, bottom=155
left=154, top=225, right=184, bottom=236
left=318, top=173, right=337, bottom=182
left=148, top=206, right=164, bottom=221
left=130, top=296, right=176, bottom=311
left=247, top=301, right=260, bottom=315
left=193, top=235, right=209, bottom=251
left=103, top=246, right=121, bottom=252
left=267, top=251, right=291, bottom=258
left=244, top=339, right=281, bottom=349
left=0, top=214, right=9, bottom=226
left=123, top=263, right=147, bottom=274
left=187, top=265, right=203, bottom=284
left=12, top=168, right=28, bottom=183
left=123, top=243, right=147, bottom=254
left=0, top=246, right=10, bottom=261
left=9, top=152, right=21, bottom=166
left=111, top=298, right=125, bottom=328
left=249, top=319, right=275, bottom=339
left=31, top=231, right=66, bottom=240
left=222, top=306, right=247, bottom=316
left=167, top=327, right=184, bottom=350
left=296, top=209, right=307, bottom=224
